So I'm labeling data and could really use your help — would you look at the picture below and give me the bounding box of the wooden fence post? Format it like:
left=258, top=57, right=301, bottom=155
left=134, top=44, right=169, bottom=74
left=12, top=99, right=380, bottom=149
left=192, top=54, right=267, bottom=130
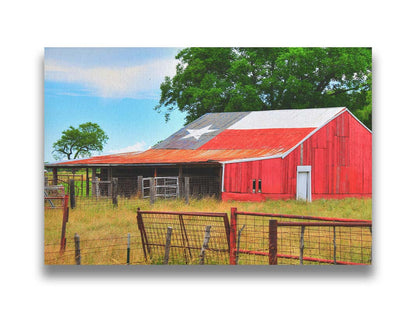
left=112, top=178, right=118, bottom=207
left=86, top=168, right=89, bottom=197
left=137, top=176, right=143, bottom=198
left=230, top=207, right=237, bottom=265
left=69, top=179, right=76, bottom=209
left=94, top=177, right=100, bottom=198
left=199, top=225, right=211, bottom=265
left=74, top=233, right=81, bottom=265
left=299, top=225, right=305, bottom=265
left=184, top=177, right=190, bottom=204
left=52, top=168, right=58, bottom=185
left=163, top=227, right=173, bottom=265
left=269, top=219, right=277, bottom=265
left=149, top=177, right=155, bottom=204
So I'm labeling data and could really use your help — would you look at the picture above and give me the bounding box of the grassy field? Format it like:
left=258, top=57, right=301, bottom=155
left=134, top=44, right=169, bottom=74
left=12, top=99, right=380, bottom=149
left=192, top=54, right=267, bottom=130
left=44, top=196, right=372, bottom=265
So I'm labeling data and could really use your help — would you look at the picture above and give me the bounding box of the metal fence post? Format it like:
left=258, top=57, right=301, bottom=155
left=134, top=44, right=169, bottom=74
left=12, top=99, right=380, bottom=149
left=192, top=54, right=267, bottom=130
left=59, top=195, right=69, bottom=255
left=127, top=233, right=131, bottom=265
left=236, top=224, right=246, bottom=265
left=269, top=219, right=277, bottom=265
left=163, top=227, right=173, bottom=265
left=299, top=225, right=305, bottom=265
left=230, top=207, right=237, bottom=265
left=74, top=233, right=81, bottom=265
left=199, top=225, right=211, bottom=265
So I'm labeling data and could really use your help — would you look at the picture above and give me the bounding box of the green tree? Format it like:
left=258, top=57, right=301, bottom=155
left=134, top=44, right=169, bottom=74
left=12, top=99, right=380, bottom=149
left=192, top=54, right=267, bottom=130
left=53, top=122, right=109, bottom=160
left=156, top=47, right=372, bottom=128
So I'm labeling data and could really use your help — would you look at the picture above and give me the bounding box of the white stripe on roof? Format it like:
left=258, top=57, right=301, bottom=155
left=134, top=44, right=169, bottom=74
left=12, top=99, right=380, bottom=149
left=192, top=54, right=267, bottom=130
left=228, top=107, right=346, bottom=129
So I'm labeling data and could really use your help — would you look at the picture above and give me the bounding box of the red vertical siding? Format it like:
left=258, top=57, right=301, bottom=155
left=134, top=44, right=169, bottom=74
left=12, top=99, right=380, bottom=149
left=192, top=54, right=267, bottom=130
left=222, top=111, right=372, bottom=201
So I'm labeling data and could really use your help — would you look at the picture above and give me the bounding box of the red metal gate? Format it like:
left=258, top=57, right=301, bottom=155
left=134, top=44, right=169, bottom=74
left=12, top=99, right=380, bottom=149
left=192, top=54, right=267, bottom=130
left=229, top=208, right=372, bottom=265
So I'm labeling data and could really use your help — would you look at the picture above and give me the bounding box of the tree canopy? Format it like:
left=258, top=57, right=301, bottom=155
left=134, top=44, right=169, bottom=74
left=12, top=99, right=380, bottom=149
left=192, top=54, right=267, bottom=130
left=156, top=48, right=372, bottom=129
left=53, top=122, right=109, bottom=160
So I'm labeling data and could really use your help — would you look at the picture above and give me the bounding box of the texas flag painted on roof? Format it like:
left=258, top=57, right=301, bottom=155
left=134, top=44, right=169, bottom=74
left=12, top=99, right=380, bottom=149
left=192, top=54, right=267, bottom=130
left=54, top=107, right=347, bottom=165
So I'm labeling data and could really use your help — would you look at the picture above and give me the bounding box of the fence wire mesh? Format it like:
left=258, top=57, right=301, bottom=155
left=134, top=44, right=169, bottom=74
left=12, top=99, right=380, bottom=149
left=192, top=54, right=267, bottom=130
left=137, top=210, right=230, bottom=264
left=234, top=211, right=372, bottom=265
left=44, top=234, right=145, bottom=265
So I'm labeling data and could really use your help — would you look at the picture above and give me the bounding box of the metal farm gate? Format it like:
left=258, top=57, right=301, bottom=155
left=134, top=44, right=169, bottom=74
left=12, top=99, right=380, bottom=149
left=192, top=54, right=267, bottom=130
left=142, top=177, right=179, bottom=199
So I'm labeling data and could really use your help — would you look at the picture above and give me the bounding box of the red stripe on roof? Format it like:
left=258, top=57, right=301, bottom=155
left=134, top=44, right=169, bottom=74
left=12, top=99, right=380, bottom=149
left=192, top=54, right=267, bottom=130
left=199, top=128, right=315, bottom=152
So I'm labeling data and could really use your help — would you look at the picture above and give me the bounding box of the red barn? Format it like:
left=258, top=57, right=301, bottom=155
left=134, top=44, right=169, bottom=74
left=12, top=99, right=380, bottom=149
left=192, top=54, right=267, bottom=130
left=46, top=107, right=372, bottom=201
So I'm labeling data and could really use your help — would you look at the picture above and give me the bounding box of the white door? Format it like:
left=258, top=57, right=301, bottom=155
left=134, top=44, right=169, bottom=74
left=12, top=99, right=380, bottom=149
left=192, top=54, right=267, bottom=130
left=297, top=166, right=311, bottom=201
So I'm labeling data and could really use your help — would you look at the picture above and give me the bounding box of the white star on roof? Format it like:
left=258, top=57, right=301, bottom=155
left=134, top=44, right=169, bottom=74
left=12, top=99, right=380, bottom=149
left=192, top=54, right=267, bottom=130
left=182, top=125, right=218, bottom=140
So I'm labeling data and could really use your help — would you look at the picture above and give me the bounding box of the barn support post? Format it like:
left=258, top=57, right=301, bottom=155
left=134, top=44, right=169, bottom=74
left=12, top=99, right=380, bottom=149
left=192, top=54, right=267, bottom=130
left=69, top=179, right=76, bottom=209
left=149, top=177, right=155, bottom=204
left=92, top=168, right=96, bottom=197
left=137, top=176, right=143, bottom=198
left=94, top=177, right=99, bottom=198
left=52, top=168, right=58, bottom=185
left=86, top=167, right=89, bottom=196
left=185, top=177, right=190, bottom=204
left=112, top=178, right=118, bottom=207
left=230, top=207, right=237, bottom=265
left=107, top=167, right=112, bottom=197
left=269, top=219, right=278, bottom=265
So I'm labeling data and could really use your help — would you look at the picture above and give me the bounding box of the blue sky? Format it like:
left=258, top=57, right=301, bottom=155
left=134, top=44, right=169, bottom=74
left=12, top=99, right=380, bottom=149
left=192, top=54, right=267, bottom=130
left=44, top=48, right=187, bottom=163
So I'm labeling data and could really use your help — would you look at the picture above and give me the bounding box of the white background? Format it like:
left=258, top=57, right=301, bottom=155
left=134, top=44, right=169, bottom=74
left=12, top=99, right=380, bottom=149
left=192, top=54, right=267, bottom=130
left=1, top=1, right=414, bottom=311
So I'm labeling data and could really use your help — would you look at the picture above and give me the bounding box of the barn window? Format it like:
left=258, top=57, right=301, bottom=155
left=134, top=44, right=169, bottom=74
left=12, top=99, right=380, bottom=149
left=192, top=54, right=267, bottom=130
left=252, top=179, right=256, bottom=193
left=258, top=179, right=262, bottom=193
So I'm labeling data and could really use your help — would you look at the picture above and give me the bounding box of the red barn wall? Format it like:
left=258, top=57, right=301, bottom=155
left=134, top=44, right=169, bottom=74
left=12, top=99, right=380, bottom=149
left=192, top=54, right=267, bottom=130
left=222, top=111, right=372, bottom=201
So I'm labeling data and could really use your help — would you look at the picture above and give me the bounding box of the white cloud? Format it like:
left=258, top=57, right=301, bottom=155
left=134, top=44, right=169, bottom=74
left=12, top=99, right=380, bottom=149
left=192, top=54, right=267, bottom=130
left=108, top=141, right=149, bottom=154
left=45, top=58, right=178, bottom=99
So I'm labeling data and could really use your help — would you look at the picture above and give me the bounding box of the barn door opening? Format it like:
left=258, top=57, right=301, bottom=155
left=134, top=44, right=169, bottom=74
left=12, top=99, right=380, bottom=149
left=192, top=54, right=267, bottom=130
left=297, top=166, right=312, bottom=202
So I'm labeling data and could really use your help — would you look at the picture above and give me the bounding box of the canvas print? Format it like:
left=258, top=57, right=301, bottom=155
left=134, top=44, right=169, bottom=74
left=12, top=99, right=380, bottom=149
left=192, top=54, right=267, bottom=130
left=44, top=47, right=372, bottom=265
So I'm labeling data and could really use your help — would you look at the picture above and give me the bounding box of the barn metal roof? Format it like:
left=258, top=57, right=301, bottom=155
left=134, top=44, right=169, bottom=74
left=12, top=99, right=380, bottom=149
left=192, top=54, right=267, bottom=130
left=49, top=107, right=347, bottom=167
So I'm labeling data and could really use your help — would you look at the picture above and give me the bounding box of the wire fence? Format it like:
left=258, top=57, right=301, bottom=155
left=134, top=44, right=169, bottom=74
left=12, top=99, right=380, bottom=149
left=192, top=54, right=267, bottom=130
left=136, top=209, right=230, bottom=264
left=44, top=233, right=145, bottom=265
left=44, top=204, right=372, bottom=265
left=232, top=209, right=372, bottom=265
